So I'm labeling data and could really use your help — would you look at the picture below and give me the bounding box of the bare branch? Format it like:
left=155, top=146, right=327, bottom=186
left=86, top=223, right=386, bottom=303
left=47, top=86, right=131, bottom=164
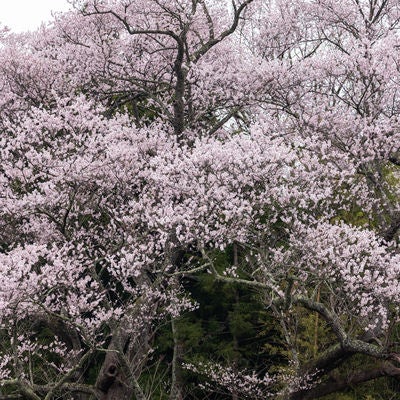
left=192, top=0, right=254, bottom=62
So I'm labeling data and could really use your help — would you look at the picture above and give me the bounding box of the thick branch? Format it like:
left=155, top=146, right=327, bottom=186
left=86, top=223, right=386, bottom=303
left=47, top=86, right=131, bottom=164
left=382, top=213, right=400, bottom=242
left=293, top=296, right=385, bottom=359
left=292, top=361, right=400, bottom=400
left=300, top=343, right=353, bottom=379
left=33, top=383, right=101, bottom=399
left=0, top=380, right=40, bottom=400
left=389, top=156, right=400, bottom=166
left=172, top=34, right=186, bottom=138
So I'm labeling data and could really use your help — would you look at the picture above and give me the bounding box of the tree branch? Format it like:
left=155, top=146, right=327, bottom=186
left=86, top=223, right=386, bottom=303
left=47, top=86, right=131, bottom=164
left=292, top=361, right=400, bottom=400
left=293, top=296, right=386, bottom=359
left=192, top=0, right=254, bottom=62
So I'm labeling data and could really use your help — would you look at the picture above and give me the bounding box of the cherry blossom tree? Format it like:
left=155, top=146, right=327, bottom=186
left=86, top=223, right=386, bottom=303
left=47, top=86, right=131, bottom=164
left=0, top=0, right=399, bottom=399
left=212, top=0, right=400, bottom=397
left=0, top=1, right=257, bottom=399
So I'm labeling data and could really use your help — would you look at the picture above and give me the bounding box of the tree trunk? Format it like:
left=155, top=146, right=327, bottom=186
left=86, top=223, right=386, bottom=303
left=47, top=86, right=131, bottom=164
left=95, top=333, right=136, bottom=400
left=169, top=319, right=184, bottom=400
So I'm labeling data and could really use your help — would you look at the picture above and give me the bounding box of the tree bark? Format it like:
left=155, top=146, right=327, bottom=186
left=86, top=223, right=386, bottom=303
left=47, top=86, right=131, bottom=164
left=95, top=332, right=136, bottom=400
left=169, top=319, right=184, bottom=400
left=290, top=362, right=400, bottom=400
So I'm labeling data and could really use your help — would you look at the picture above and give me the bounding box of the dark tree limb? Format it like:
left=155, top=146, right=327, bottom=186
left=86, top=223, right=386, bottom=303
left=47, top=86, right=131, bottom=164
left=389, top=156, right=400, bottom=166
left=291, top=361, right=400, bottom=400
left=382, top=213, right=400, bottom=242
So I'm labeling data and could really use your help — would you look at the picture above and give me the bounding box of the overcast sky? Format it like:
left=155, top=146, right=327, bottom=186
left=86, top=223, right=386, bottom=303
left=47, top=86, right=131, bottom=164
left=0, top=0, right=71, bottom=32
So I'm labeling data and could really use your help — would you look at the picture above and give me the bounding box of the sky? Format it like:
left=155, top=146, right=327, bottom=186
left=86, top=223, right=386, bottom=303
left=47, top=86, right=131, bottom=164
left=0, top=0, right=71, bottom=32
